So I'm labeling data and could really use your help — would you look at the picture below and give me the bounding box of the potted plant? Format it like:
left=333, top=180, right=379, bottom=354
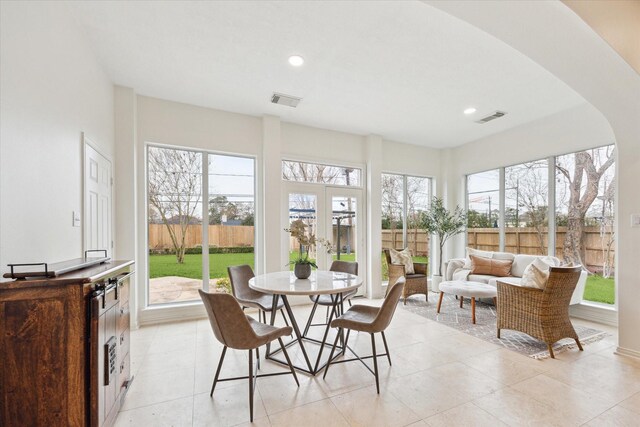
left=421, top=197, right=467, bottom=291
left=285, top=219, right=332, bottom=279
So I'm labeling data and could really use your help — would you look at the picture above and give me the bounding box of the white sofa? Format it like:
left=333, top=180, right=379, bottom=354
left=445, top=250, right=587, bottom=305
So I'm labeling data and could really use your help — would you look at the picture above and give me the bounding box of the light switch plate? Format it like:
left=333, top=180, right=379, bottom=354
left=632, top=214, right=640, bottom=228
left=73, top=211, right=81, bottom=227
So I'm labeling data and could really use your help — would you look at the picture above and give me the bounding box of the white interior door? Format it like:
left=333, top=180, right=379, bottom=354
left=84, top=139, right=112, bottom=257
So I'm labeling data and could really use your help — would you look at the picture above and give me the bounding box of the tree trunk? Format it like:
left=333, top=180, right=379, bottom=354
left=563, top=216, right=585, bottom=265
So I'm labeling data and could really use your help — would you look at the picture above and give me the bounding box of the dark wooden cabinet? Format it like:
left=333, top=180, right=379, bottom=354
left=0, top=260, right=134, bottom=427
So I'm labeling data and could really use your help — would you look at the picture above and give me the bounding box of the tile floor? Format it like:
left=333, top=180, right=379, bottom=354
left=115, top=296, right=639, bottom=426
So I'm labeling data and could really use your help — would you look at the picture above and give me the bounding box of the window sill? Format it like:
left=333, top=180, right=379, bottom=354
left=569, top=301, right=617, bottom=327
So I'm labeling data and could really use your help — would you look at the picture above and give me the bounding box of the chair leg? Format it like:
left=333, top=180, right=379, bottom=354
left=348, top=299, right=352, bottom=307
left=371, top=333, right=380, bottom=394
left=460, top=296, right=464, bottom=308
left=325, top=305, right=330, bottom=323
left=575, top=338, right=584, bottom=352
left=303, top=301, right=319, bottom=336
left=547, top=344, right=555, bottom=359
left=497, top=328, right=501, bottom=339
left=210, top=346, right=227, bottom=397
left=256, top=347, right=260, bottom=370
left=323, top=327, right=342, bottom=379
left=471, top=297, right=476, bottom=324
left=248, top=349, right=254, bottom=422
left=278, top=337, right=300, bottom=386
left=381, top=330, right=392, bottom=366
left=436, top=291, right=444, bottom=313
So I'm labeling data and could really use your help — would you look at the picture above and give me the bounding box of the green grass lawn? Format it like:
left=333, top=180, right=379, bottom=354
left=583, top=275, right=615, bottom=305
left=149, top=253, right=255, bottom=279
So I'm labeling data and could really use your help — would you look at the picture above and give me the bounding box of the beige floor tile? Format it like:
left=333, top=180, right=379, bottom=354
left=461, top=349, right=547, bottom=386
left=424, top=401, right=507, bottom=427
left=137, top=347, right=196, bottom=377
left=268, top=399, right=349, bottom=427
left=146, top=332, right=197, bottom=355
left=584, top=405, right=640, bottom=427
left=619, top=391, right=640, bottom=415
left=542, top=353, right=640, bottom=406
left=387, top=363, right=502, bottom=419
left=121, top=367, right=195, bottom=411
left=114, top=396, right=193, bottom=427
left=330, top=384, right=421, bottom=427
left=193, top=385, right=267, bottom=427
left=510, top=374, right=613, bottom=425
left=472, top=388, right=570, bottom=427
left=257, top=373, right=327, bottom=415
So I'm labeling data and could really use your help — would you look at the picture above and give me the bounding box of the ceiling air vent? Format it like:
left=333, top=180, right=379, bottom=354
left=475, top=110, right=507, bottom=124
left=271, top=92, right=302, bottom=108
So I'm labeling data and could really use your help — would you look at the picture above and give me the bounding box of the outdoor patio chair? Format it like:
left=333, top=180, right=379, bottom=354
left=323, top=276, right=405, bottom=393
left=303, top=260, right=358, bottom=336
left=198, top=289, right=299, bottom=422
left=227, top=264, right=290, bottom=327
left=384, top=249, right=428, bottom=304
left=496, top=265, right=584, bottom=358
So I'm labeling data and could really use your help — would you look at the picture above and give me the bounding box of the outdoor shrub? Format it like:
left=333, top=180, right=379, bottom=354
left=216, top=277, right=232, bottom=294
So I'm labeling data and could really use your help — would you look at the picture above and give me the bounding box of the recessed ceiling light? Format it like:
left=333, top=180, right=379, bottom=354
left=464, top=107, right=477, bottom=115
left=288, top=55, right=304, bottom=67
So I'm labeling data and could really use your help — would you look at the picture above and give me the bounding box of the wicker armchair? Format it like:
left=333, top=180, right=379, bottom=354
left=383, top=249, right=428, bottom=304
left=496, top=266, right=583, bottom=358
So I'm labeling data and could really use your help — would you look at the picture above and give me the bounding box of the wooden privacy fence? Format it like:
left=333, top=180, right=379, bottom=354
left=381, top=229, right=430, bottom=257
left=467, top=226, right=615, bottom=270
left=149, top=224, right=255, bottom=249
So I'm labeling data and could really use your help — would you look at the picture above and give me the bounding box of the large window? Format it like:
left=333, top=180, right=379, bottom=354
left=467, top=169, right=500, bottom=251
left=505, top=160, right=548, bottom=255
left=147, top=145, right=255, bottom=306
left=465, top=145, right=615, bottom=305
left=381, top=173, right=431, bottom=281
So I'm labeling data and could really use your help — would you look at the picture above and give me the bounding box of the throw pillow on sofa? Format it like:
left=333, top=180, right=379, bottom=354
left=389, top=248, right=415, bottom=274
left=462, top=247, right=494, bottom=269
left=469, top=255, right=513, bottom=277
left=519, top=257, right=559, bottom=289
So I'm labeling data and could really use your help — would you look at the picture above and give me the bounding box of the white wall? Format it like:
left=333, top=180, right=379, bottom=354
left=0, top=2, right=115, bottom=272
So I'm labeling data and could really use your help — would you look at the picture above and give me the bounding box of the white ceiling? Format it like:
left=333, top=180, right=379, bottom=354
left=67, top=1, right=587, bottom=148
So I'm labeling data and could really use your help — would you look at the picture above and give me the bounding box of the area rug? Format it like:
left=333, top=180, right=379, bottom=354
left=403, top=293, right=608, bottom=359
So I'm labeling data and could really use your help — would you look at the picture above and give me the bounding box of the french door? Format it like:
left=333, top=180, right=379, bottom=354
left=283, top=183, right=365, bottom=296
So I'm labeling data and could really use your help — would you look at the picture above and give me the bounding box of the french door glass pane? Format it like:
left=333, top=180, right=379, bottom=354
left=147, top=146, right=203, bottom=305
left=331, top=196, right=357, bottom=264
left=289, top=193, right=318, bottom=270
left=381, top=174, right=404, bottom=280
left=504, top=160, right=548, bottom=255
left=467, top=170, right=500, bottom=251
left=208, top=154, right=255, bottom=288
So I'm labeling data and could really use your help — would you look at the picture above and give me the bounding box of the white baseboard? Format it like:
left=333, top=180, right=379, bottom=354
left=615, top=346, right=640, bottom=360
left=569, top=302, right=618, bottom=327
left=138, top=294, right=315, bottom=326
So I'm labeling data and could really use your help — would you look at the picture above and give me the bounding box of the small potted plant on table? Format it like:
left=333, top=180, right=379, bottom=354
left=285, top=219, right=332, bottom=279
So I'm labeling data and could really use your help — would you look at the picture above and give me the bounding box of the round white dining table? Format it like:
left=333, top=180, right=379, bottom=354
left=249, top=270, right=363, bottom=375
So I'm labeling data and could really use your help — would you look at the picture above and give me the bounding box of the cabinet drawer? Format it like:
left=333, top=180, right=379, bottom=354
left=117, top=302, right=130, bottom=332
left=117, top=277, right=130, bottom=306
left=118, top=355, right=131, bottom=397
left=118, top=329, right=130, bottom=362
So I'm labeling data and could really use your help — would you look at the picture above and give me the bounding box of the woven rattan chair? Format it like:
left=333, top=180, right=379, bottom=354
left=303, top=260, right=358, bottom=335
left=323, top=277, right=405, bottom=393
left=228, top=265, right=289, bottom=327
left=383, top=249, right=427, bottom=304
left=496, top=266, right=584, bottom=359
left=198, top=290, right=299, bottom=422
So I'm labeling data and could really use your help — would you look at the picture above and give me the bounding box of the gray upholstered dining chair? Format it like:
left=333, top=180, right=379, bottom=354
left=228, top=265, right=289, bottom=327
left=303, top=260, right=358, bottom=336
left=323, top=276, right=405, bottom=394
left=198, top=289, right=299, bottom=422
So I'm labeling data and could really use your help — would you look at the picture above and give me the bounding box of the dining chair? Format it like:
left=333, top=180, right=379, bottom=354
left=323, top=276, right=405, bottom=393
left=228, top=264, right=290, bottom=327
left=303, top=260, right=358, bottom=336
left=198, top=289, right=299, bottom=422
